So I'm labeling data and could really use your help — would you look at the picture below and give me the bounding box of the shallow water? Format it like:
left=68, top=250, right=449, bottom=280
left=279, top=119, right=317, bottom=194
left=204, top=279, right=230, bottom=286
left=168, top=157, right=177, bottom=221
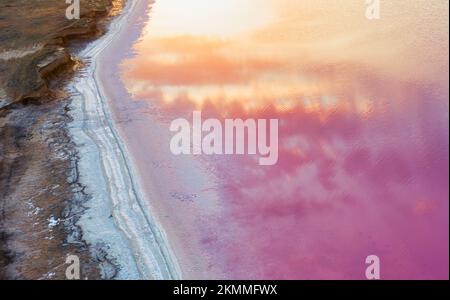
left=116, top=0, right=449, bottom=279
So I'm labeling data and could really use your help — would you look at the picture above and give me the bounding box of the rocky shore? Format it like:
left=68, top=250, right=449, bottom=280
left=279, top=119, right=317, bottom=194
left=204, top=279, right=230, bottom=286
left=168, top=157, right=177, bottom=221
left=0, top=0, right=120, bottom=107
left=0, top=0, right=125, bottom=280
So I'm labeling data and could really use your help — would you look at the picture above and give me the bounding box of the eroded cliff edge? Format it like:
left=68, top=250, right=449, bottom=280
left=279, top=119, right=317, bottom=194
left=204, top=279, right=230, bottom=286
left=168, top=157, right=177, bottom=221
left=0, top=0, right=125, bottom=280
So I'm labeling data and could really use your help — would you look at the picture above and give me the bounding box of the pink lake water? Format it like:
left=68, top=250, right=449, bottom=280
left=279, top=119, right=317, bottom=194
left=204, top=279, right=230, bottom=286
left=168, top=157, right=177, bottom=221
left=108, top=0, right=448, bottom=279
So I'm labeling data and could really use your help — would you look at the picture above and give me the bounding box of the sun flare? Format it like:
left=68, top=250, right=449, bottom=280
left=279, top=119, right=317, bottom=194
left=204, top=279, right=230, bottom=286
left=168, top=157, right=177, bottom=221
left=146, top=0, right=277, bottom=37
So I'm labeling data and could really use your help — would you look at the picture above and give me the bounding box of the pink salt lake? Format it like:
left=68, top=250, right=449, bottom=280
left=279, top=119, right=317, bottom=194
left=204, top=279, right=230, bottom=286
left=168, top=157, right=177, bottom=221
left=101, top=0, right=449, bottom=279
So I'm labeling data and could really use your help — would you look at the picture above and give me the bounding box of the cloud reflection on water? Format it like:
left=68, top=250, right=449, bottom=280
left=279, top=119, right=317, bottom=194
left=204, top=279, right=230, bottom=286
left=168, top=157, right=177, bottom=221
left=119, top=0, right=449, bottom=279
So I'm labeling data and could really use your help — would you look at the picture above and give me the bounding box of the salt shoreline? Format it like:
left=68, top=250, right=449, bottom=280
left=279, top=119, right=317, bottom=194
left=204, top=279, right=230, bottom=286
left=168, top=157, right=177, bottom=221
left=68, top=0, right=181, bottom=279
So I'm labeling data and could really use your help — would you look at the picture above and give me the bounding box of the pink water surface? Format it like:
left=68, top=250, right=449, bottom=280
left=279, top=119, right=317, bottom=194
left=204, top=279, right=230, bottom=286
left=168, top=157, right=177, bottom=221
left=105, top=0, right=449, bottom=279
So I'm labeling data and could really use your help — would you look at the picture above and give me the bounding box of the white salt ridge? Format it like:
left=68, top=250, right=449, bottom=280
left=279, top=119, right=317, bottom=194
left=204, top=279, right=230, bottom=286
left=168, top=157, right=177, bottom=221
left=47, top=215, right=60, bottom=228
left=67, top=0, right=181, bottom=279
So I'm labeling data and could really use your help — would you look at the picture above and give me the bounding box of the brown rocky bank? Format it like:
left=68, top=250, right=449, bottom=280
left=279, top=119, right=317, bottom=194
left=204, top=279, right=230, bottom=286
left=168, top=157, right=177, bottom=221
left=0, top=0, right=123, bottom=108
left=0, top=0, right=125, bottom=280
